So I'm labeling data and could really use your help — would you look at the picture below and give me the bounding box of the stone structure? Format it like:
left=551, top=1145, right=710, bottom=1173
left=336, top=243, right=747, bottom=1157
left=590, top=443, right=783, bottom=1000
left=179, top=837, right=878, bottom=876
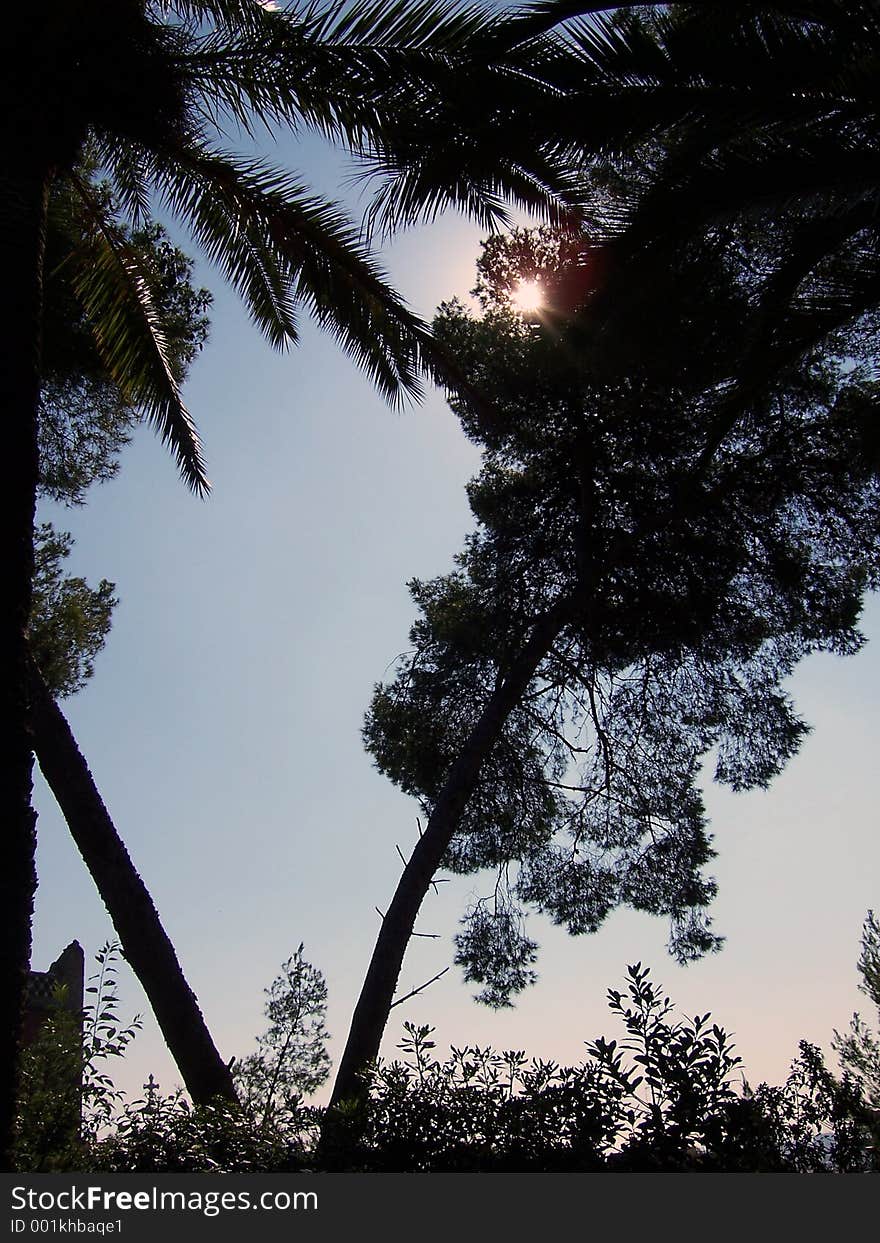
left=23, top=941, right=85, bottom=1046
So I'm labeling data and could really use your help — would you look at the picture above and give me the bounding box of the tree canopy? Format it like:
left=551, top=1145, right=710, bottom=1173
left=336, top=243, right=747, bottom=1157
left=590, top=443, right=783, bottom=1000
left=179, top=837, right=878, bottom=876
left=343, top=219, right=880, bottom=1072
left=520, top=0, right=880, bottom=401
left=11, top=0, right=880, bottom=1163
left=28, top=527, right=117, bottom=702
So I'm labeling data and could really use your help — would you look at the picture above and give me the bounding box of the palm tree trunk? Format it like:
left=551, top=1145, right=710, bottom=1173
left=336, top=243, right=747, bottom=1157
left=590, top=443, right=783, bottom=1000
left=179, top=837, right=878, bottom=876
left=0, top=162, right=50, bottom=1168
left=27, top=657, right=238, bottom=1105
left=327, top=598, right=574, bottom=1123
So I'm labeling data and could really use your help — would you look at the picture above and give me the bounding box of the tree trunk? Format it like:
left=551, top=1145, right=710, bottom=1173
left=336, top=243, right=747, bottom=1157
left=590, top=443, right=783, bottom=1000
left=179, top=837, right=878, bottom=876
left=27, top=657, right=238, bottom=1105
left=0, top=161, right=50, bottom=1169
left=328, top=598, right=573, bottom=1123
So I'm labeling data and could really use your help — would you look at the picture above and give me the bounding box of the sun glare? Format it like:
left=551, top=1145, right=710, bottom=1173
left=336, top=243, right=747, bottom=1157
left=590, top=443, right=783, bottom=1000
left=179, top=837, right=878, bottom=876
left=511, top=279, right=544, bottom=313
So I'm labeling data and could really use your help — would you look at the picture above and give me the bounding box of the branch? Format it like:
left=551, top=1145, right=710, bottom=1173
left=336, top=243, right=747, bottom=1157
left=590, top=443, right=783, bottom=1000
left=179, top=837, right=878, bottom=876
left=390, top=967, right=451, bottom=1010
left=377, top=904, right=438, bottom=938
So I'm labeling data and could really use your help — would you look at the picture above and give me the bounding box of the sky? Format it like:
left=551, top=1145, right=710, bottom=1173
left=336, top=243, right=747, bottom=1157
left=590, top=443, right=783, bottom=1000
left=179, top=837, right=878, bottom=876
left=31, top=128, right=880, bottom=1108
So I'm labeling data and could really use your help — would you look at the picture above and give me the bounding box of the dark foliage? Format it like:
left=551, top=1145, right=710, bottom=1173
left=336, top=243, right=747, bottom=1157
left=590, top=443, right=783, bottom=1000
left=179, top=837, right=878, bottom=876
left=527, top=1, right=880, bottom=407
left=342, top=963, right=879, bottom=1172
left=364, top=225, right=880, bottom=1005
left=16, top=940, right=880, bottom=1172
left=38, top=175, right=212, bottom=507
left=28, top=526, right=117, bottom=701
left=234, top=944, right=332, bottom=1133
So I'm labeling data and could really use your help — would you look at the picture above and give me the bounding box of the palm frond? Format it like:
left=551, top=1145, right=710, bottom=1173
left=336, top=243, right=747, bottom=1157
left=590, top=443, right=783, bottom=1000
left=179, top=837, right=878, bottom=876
left=93, top=137, right=154, bottom=226
left=154, top=0, right=270, bottom=30
left=152, top=146, right=441, bottom=401
left=155, top=145, right=506, bottom=411
left=534, top=0, right=880, bottom=137
left=495, top=1, right=873, bottom=50
left=180, top=0, right=516, bottom=145
left=350, top=54, right=586, bottom=237
left=299, top=0, right=500, bottom=48
left=485, top=1, right=643, bottom=41
left=164, top=0, right=589, bottom=240
left=601, top=135, right=880, bottom=254
left=67, top=173, right=210, bottom=496
left=359, top=138, right=585, bottom=241
left=149, top=147, right=300, bottom=349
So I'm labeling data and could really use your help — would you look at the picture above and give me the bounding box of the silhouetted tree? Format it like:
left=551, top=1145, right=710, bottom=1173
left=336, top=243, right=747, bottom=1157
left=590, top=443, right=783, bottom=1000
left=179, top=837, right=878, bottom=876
left=234, top=946, right=331, bottom=1132
left=330, top=223, right=880, bottom=1112
left=832, top=911, right=880, bottom=1157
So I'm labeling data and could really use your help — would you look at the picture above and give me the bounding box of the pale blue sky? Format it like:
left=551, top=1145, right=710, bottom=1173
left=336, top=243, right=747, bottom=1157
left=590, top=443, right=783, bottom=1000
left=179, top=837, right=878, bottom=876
left=32, top=131, right=880, bottom=1104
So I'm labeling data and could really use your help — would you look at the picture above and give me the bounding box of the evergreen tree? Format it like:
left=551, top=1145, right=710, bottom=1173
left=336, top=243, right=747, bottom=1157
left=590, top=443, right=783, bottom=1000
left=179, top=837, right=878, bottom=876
left=330, top=223, right=880, bottom=1110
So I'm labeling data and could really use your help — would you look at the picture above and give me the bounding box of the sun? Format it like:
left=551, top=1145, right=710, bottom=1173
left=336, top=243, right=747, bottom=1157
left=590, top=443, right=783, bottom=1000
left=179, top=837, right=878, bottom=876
left=511, top=279, right=544, bottom=313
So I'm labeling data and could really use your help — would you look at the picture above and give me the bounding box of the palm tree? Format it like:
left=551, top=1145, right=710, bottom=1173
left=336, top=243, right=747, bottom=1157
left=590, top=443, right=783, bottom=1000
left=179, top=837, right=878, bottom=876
left=1, top=0, right=582, bottom=1159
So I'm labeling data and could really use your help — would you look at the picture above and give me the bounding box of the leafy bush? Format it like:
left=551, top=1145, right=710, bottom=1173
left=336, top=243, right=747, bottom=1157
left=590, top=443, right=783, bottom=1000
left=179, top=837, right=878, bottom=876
left=353, top=964, right=815, bottom=1172
left=343, top=962, right=878, bottom=1172
left=14, top=937, right=879, bottom=1172
left=89, top=1077, right=312, bottom=1173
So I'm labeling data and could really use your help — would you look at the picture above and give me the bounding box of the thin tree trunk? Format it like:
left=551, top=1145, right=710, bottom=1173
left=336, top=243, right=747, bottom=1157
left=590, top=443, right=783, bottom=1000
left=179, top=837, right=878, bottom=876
left=0, top=162, right=50, bottom=1169
left=328, top=597, right=574, bottom=1119
left=27, top=656, right=238, bottom=1105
